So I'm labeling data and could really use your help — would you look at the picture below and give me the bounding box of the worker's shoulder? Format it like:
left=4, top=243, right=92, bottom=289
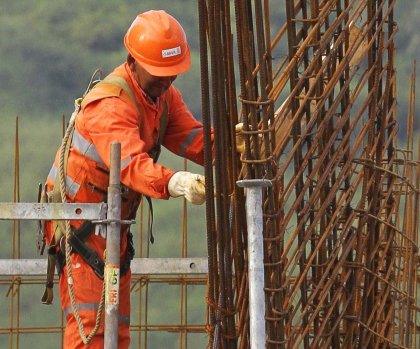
left=81, top=82, right=127, bottom=108
left=77, top=97, right=138, bottom=134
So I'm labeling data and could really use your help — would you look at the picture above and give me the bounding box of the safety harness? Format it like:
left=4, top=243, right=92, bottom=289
left=40, top=71, right=168, bottom=344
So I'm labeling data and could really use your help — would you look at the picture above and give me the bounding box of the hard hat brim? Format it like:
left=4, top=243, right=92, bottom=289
left=137, top=53, right=191, bottom=77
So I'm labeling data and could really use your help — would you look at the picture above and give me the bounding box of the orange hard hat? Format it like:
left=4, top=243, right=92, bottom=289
left=124, top=10, right=191, bottom=77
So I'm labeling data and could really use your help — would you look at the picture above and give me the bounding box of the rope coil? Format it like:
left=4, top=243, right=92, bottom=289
left=58, top=98, right=106, bottom=345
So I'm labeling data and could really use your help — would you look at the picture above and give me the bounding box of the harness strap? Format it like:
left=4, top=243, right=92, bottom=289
left=101, top=76, right=141, bottom=113
left=149, top=101, right=168, bottom=162
left=56, top=222, right=135, bottom=280
left=68, top=223, right=104, bottom=278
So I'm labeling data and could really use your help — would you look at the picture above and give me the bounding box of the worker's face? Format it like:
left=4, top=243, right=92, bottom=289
left=131, top=61, right=177, bottom=99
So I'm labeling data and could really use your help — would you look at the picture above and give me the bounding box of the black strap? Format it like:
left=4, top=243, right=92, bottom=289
left=56, top=222, right=134, bottom=279
left=122, top=231, right=135, bottom=273
left=68, top=232, right=105, bottom=279
left=71, top=221, right=95, bottom=241
left=145, top=196, right=155, bottom=244
left=143, top=100, right=168, bottom=244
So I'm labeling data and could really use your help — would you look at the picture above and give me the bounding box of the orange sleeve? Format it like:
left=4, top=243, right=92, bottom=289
left=81, top=97, right=175, bottom=199
left=163, top=86, right=214, bottom=165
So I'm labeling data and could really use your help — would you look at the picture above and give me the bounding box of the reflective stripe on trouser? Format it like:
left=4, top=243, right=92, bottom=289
left=59, top=253, right=131, bottom=349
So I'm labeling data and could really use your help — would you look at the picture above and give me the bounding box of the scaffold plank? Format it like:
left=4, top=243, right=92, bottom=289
left=0, top=258, right=208, bottom=275
left=0, top=202, right=107, bottom=220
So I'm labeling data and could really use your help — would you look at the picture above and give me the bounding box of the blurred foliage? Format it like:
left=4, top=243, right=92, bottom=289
left=0, top=1, right=418, bottom=117
left=0, top=0, right=202, bottom=116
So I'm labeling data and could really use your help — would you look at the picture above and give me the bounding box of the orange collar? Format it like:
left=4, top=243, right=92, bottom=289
left=123, top=62, right=161, bottom=107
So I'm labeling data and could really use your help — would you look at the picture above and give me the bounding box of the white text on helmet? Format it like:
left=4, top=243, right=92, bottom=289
left=162, top=46, right=181, bottom=58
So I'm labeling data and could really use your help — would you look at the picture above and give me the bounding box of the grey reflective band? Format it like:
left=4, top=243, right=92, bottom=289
left=47, top=164, right=80, bottom=197
left=121, top=156, right=132, bottom=170
left=73, top=130, right=130, bottom=170
left=63, top=302, right=130, bottom=324
left=72, top=129, right=106, bottom=166
left=179, top=127, right=201, bottom=157
left=63, top=302, right=98, bottom=317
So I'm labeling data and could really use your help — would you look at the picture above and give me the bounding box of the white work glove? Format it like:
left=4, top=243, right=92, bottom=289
left=168, top=171, right=206, bottom=205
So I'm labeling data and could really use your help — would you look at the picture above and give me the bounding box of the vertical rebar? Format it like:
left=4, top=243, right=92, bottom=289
left=198, top=0, right=217, bottom=346
left=285, top=1, right=310, bottom=347
left=10, top=116, right=21, bottom=349
left=404, top=60, right=417, bottom=348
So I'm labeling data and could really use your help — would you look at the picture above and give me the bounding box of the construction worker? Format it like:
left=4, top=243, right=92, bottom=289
left=43, top=10, right=212, bottom=348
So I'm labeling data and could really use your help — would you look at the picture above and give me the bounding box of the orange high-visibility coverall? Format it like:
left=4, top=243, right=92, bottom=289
left=45, top=62, right=209, bottom=348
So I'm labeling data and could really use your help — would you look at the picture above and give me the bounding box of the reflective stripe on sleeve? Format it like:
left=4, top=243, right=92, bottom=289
left=47, top=164, right=80, bottom=198
left=179, top=128, right=201, bottom=157
left=121, top=156, right=132, bottom=170
left=72, top=130, right=106, bottom=166
left=73, top=129, right=131, bottom=170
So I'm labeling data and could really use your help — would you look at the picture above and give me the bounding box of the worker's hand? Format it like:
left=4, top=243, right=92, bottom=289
left=235, top=122, right=245, bottom=153
left=235, top=121, right=271, bottom=153
left=168, top=171, right=206, bottom=205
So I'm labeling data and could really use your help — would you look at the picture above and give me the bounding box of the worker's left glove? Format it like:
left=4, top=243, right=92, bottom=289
left=168, top=171, right=206, bottom=205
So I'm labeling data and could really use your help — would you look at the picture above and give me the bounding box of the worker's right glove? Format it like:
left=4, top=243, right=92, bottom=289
left=235, top=121, right=270, bottom=154
left=168, top=171, right=206, bottom=205
left=235, top=122, right=245, bottom=153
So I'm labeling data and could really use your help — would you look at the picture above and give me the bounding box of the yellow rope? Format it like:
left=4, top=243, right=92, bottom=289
left=58, top=100, right=106, bottom=344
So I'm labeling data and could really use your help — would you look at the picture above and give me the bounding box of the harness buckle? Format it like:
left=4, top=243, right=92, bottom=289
left=95, top=224, right=107, bottom=239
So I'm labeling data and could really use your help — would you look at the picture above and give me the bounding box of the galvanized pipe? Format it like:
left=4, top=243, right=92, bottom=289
left=237, top=179, right=272, bottom=349
left=104, top=142, right=122, bottom=349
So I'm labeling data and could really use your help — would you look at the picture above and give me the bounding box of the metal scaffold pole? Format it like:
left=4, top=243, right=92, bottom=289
left=237, top=179, right=272, bottom=349
left=104, top=142, right=122, bottom=349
